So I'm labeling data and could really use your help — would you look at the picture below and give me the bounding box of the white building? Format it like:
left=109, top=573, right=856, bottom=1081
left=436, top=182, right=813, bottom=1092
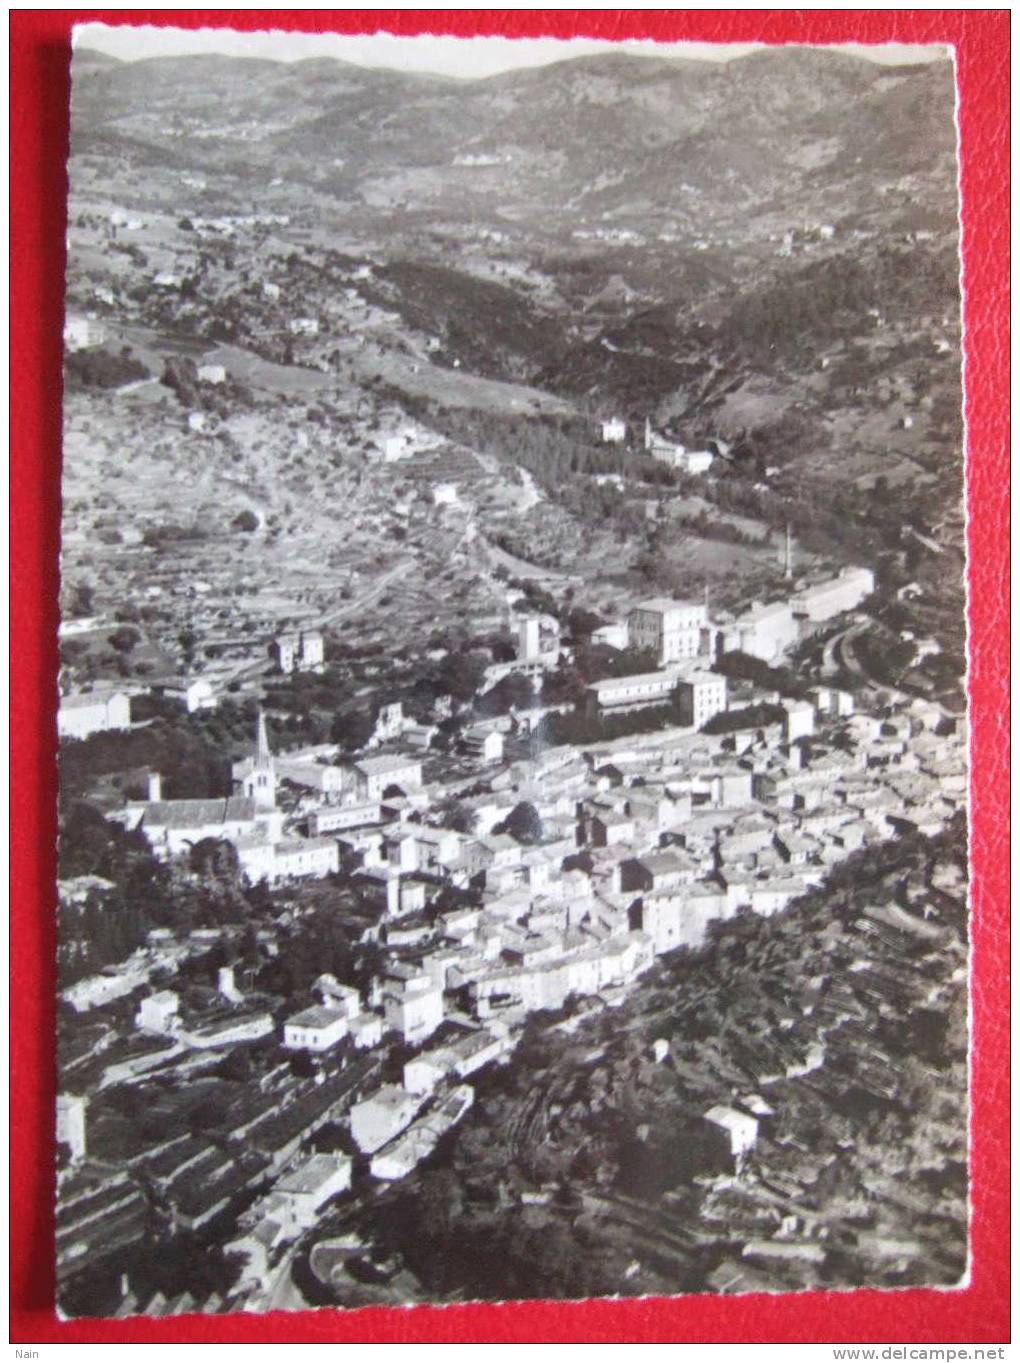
left=384, top=975, right=444, bottom=1046
left=791, top=567, right=876, bottom=622
left=600, top=418, right=627, bottom=443
left=350, top=755, right=423, bottom=801
left=64, top=314, right=106, bottom=352
left=152, top=676, right=217, bottom=714
left=197, top=364, right=226, bottom=385
left=272, top=837, right=340, bottom=881
left=348, top=1012, right=384, bottom=1049
left=433, top=482, right=459, bottom=506
left=274, top=757, right=346, bottom=797
left=587, top=669, right=682, bottom=714
left=314, top=977, right=362, bottom=1018
left=299, top=631, right=324, bottom=671
left=810, top=686, right=856, bottom=719
left=628, top=598, right=708, bottom=664
left=641, top=890, right=727, bottom=954
left=56, top=1094, right=87, bottom=1163
left=233, top=831, right=338, bottom=887
left=591, top=622, right=629, bottom=650
left=461, top=727, right=504, bottom=764
left=283, top=1005, right=349, bottom=1052
left=135, top=990, right=180, bottom=1034
left=682, top=448, right=715, bottom=475
left=719, top=601, right=799, bottom=663
left=643, top=422, right=715, bottom=475
left=370, top=1087, right=474, bottom=1181
left=178, top=1013, right=274, bottom=1049
left=275, top=1154, right=352, bottom=1223
left=309, top=803, right=382, bottom=836
left=350, top=1086, right=421, bottom=1154
left=62, top=967, right=148, bottom=1012
left=782, top=700, right=815, bottom=742
left=678, top=672, right=728, bottom=729
left=58, top=690, right=131, bottom=741
left=273, top=630, right=324, bottom=675
left=369, top=702, right=407, bottom=747
left=518, top=616, right=542, bottom=662
left=273, top=634, right=298, bottom=674
left=705, top=1105, right=759, bottom=1166
left=404, top=1052, right=455, bottom=1096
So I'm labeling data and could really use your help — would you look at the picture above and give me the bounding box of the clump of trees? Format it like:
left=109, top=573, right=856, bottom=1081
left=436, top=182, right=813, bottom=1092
left=702, top=702, right=785, bottom=734
left=713, top=649, right=813, bottom=700
left=65, top=346, right=148, bottom=391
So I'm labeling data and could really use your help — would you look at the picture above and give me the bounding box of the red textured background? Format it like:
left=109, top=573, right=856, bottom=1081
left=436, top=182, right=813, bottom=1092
left=10, top=9, right=1009, bottom=1345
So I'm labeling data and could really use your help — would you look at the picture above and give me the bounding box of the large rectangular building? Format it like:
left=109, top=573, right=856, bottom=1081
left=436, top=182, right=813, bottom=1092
left=719, top=600, right=799, bottom=663
left=586, top=669, right=683, bottom=715
left=791, top=567, right=875, bottom=622
left=628, top=598, right=708, bottom=664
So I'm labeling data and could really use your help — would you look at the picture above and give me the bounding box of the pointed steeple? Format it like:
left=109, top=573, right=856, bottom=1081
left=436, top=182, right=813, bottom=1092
left=255, top=708, right=272, bottom=767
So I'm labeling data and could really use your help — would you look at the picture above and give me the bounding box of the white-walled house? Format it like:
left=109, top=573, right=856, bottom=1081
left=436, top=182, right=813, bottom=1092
left=283, top=1005, right=349, bottom=1052
left=58, top=690, right=131, bottom=740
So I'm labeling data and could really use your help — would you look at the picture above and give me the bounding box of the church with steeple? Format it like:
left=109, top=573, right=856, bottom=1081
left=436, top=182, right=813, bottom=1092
left=114, top=709, right=339, bottom=883
left=231, top=710, right=277, bottom=812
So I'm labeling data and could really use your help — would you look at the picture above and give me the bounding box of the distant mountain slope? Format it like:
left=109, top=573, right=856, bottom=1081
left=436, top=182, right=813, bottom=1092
left=70, top=47, right=957, bottom=224
left=66, top=43, right=962, bottom=449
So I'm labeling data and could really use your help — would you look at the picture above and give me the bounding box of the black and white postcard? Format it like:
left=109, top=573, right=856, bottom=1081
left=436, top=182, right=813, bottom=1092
left=55, top=25, right=968, bottom=1317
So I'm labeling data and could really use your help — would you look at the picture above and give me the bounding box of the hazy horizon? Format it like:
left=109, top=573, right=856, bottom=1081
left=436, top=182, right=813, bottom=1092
left=73, top=23, right=949, bottom=81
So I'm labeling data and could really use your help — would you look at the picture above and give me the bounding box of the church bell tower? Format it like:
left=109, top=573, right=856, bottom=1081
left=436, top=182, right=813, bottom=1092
left=242, top=709, right=277, bottom=811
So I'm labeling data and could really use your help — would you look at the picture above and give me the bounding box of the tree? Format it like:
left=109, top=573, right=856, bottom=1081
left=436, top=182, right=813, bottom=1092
left=108, top=626, right=141, bottom=654
left=59, top=800, right=124, bottom=879
left=433, top=798, right=477, bottom=835
left=566, top=607, right=603, bottom=642
left=67, top=582, right=95, bottom=617
left=178, top=628, right=197, bottom=667
left=161, top=356, right=199, bottom=406
left=416, top=1169, right=465, bottom=1242
left=331, top=708, right=374, bottom=750
left=189, top=837, right=241, bottom=882
left=500, top=801, right=544, bottom=846
left=476, top=672, right=534, bottom=717
left=231, top=509, right=258, bottom=533
left=437, top=650, right=487, bottom=703
left=60, top=638, right=90, bottom=667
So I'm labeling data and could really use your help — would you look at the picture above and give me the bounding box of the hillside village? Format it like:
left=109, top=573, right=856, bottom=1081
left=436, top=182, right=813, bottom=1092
left=55, top=41, right=968, bottom=1316
left=56, top=557, right=966, bottom=1312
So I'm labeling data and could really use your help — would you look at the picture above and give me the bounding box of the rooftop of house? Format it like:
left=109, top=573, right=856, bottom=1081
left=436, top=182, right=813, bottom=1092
left=60, top=688, right=129, bottom=710
left=355, top=754, right=422, bottom=776
left=737, top=599, right=795, bottom=622
left=286, top=1005, right=348, bottom=1030
left=638, top=850, right=697, bottom=875
left=276, top=1153, right=351, bottom=1195
left=356, top=1084, right=417, bottom=1114
left=631, top=597, right=703, bottom=615
left=589, top=669, right=683, bottom=693
left=134, top=796, right=257, bottom=828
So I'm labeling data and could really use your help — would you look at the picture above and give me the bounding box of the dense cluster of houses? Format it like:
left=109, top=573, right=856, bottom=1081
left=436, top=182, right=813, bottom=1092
left=54, top=548, right=959, bottom=1309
